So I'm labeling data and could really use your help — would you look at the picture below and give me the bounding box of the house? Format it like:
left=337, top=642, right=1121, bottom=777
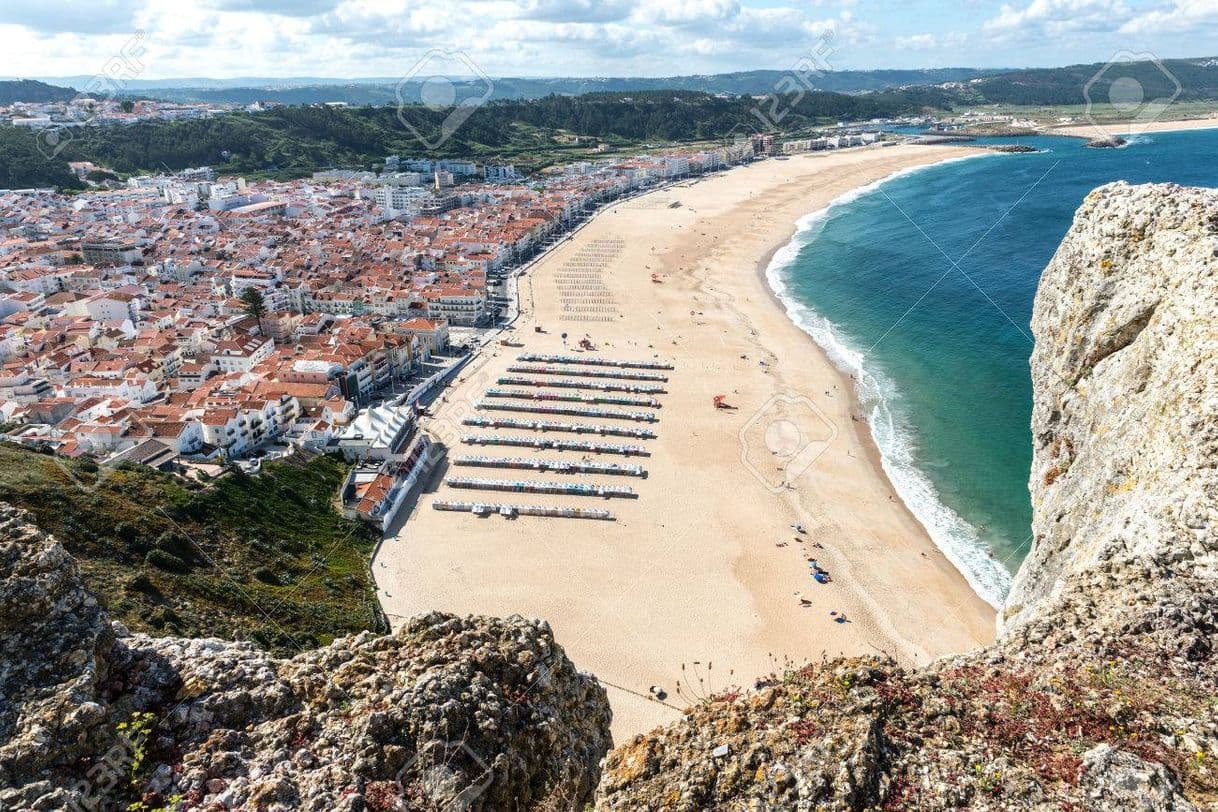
left=214, top=334, right=274, bottom=373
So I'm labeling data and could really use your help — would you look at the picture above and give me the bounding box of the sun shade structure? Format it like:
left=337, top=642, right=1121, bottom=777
left=432, top=501, right=615, bottom=520
left=446, top=477, right=638, bottom=498
left=462, top=417, right=656, bottom=438
left=462, top=435, right=650, bottom=456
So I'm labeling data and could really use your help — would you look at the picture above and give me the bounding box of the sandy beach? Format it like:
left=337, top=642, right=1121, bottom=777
left=1052, top=115, right=1218, bottom=138
left=374, top=143, right=998, bottom=740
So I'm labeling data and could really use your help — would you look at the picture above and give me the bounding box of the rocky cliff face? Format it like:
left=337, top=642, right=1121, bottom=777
left=1007, top=181, right=1217, bottom=634
left=597, top=182, right=1217, bottom=809
left=0, top=504, right=612, bottom=811
left=2, top=182, right=1216, bottom=811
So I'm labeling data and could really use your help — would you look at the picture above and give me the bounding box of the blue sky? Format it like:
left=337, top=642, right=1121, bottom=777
left=2, top=0, right=1216, bottom=79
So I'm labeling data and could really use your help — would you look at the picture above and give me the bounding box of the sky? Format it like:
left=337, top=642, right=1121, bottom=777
left=2, top=0, right=1217, bottom=80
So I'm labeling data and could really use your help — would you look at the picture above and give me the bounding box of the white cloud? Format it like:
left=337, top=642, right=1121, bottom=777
left=983, top=0, right=1132, bottom=38
left=894, top=31, right=969, bottom=51
left=0, top=0, right=143, bottom=34
left=3, top=0, right=1213, bottom=80
left=1120, top=0, right=1218, bottom=34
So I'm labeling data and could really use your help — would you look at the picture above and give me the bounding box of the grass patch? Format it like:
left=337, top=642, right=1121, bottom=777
left=0, top=444, right=382, bottom=653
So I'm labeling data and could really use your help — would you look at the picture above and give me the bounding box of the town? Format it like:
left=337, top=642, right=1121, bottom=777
left=0, top=137, right=775, bottom=528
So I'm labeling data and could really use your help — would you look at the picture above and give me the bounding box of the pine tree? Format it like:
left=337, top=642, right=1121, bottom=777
left=239, top=287, right=268, bottom=335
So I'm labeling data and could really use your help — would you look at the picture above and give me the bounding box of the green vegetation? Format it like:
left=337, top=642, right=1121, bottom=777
left=7, top=88, right=951, bottom=186
left=0, top=443, right=382, bottom=652
left=126, top=68, right=1001, bottom=106
left=0, top=128, right=86, bottom=189
left=240, top=286, right=267, bottom=333
left=956, top=58, right=1218, bottom=107
left=0, top=79, right=78, bottom=105
left=9, top=57, right=1218, bottom=189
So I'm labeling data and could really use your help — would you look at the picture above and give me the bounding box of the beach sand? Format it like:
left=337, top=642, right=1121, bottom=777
left=1052, top=116, right=1218, bottom=138
left=374, top=143, right=998, bottom=741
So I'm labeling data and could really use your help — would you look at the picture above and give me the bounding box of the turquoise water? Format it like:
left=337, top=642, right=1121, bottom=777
left=768, top=129, right=1218, bottom=606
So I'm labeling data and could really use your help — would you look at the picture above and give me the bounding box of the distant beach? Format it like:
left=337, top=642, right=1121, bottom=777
left=1052, top=116, right=1218, bottom=138
left=374, top=143, right=997, bottom=740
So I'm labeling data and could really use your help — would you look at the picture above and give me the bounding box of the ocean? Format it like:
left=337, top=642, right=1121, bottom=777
left=766, top=128, right=1218, bottom=607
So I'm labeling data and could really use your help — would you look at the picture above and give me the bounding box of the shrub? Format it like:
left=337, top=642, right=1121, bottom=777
left=145, top=549, right=188, bottom=573
left=253, top=566, right=281, bottom=585
left=155, top=531, right=194, bottom=561
left=124, top=573, right=159, bottom=595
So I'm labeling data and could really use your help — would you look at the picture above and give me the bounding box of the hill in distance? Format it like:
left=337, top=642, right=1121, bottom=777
left=22, top=68, right=1001, bottom=105
left=0, top=79, right=78, bottom=105
left=9, top=57, right=1218, bottom=110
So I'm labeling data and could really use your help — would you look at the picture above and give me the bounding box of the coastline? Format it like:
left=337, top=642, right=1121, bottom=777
left=752, top=150, right=1015, bottom=608
left=375, top=144, right=999, bottom=740
left=1050, top=116, right=1218, bottom=138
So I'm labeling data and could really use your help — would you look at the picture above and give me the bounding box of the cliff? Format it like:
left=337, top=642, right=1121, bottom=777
left=1, top=182, right=1215, bottom=810
left=597, top=182, right=1217, bottom=809
left=0, top=504, right=612, bottom=811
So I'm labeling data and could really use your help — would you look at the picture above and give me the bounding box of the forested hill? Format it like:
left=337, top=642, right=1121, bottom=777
left=1, top=88, right=954, bottom=187
left=955, top=57, right=1218, bottom=105
left=0, top=79, right=77, bottom=105
left=92, top=67, right=998, bottom=105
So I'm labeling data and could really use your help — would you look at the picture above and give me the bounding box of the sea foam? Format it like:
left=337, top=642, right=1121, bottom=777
left=764, top=153, right=1015, bottom=609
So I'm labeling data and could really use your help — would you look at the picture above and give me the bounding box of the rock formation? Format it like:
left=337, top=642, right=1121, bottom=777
left=0, top=504, right=612, bottom=811
left=597, top=182, right=1217, bottom=809
left=1, top=182, right=1215, bottom=811
left=1085, top=135, right=1128, bottom=149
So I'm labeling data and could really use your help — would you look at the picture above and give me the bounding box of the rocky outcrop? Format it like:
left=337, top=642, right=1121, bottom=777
left=2, top=182, right=1215, bottom=811
left=0, top=504, right=611, bottom=811
left=1007, top=181, right=1217, bottom=635
left=596, top=182, right=1218, bottom=809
